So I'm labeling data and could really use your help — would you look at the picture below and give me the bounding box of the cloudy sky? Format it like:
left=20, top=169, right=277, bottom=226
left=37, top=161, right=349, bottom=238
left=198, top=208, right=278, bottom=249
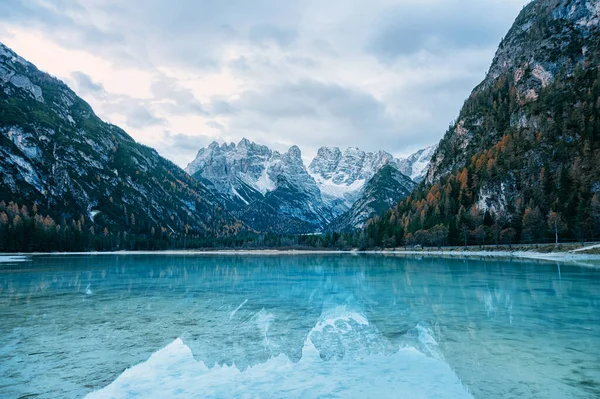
left=0, top=0, right=529, bottom=166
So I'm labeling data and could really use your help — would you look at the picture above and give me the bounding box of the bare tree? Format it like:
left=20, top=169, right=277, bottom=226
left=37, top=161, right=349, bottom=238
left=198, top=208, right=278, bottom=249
left=547, top=211, right=567, bottom=245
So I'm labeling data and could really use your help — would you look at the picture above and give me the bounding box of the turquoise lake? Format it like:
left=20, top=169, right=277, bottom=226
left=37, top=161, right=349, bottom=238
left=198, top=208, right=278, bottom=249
left=0, top=254, right=599, bottom=398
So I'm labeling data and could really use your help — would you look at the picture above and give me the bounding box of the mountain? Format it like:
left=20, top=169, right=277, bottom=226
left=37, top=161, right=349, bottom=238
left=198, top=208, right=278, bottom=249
left=308, top=147, right=400, bottom=212
left=308, top=146, right=427, bottom=231
left=187, top=140, right=433, bottom=233
left=364, top=0, right=600, bottom=247
left=397, top=145, right=437, bottom=182
left=308, top=145, right=434, bottom=212
left=0, top=43, right=242, bottom=251
left=328, top=165, right=417, bottom=231
left=186, top=140, right=333, bottom=234
left=427, top=0, right=600, bottom=184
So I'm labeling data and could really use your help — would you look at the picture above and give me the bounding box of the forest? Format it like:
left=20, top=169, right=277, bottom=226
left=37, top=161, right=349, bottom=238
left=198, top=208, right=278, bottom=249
left=4, top=61, right=600, bottom=253
left=2, top=7, right=600, bottom=252
left=362, top=17, right=600, bottom=249
left=0, top=200, right=361, bottom=251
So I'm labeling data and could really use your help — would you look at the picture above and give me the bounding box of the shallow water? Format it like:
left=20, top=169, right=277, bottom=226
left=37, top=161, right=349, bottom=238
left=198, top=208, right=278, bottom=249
left=0, top=254, right=599, bottom=398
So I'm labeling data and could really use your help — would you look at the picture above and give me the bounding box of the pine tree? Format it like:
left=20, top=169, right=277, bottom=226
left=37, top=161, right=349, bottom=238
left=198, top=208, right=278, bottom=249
left=522, top=207, right=545, bottom=243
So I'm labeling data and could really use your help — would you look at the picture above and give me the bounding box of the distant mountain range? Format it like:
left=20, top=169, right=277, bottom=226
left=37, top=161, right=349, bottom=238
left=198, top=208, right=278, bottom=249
left=0, top=40, right=435, bottom=242
left=2, top=0, right=598, bottom=250
left=185, top=139, right=431, bottom=233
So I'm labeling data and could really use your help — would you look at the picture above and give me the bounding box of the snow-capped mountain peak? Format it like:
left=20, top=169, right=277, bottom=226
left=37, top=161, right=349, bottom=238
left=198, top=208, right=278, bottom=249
left=186, top=139, right=436, bottom=233
left=185, top=138, right=274, bottom=196
left=286, top=145, right=302, bottom=160
left=185, top=139, right=330, bottom=232
left=308, top=146, right=396, bottom=186
left=307, top=146, right=393, bottom=212
left=396, top=145, right=437, bottom=182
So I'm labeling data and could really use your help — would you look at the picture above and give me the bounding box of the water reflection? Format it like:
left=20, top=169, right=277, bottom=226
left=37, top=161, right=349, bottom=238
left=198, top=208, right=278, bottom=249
left=0, top=254, right=599, bottom=398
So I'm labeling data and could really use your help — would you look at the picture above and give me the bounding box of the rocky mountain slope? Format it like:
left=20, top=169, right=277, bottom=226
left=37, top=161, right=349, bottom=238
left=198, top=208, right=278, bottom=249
left=308, top=146, right=423, bottom=211
left=328, top=165, right=417, bottom=231
left=0, top=40, right=434, bottom=242
left=397, top=145, right=437, bottom=182
left=186, top=140, right=333, bottom=234
left=187, top=141, right=433, bottom=233
left=0, top=42, right=242, bottom=250
left=365, top=0, right=600, bottom=246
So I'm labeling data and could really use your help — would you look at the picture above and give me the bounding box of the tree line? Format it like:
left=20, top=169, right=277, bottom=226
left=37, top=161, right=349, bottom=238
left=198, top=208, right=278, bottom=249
left=360, top=25, right=600, bottom=249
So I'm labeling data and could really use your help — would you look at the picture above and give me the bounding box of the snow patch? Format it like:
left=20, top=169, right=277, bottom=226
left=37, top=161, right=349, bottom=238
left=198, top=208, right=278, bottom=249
left=253, top=166, right=276, bottom=194
left=405, top=145, right=437, bottom=181
left=231, top=186, right=250, bottom=205
left=310, top=172, right=366, bottom=203
left=89, top=210, right=100, bottom=221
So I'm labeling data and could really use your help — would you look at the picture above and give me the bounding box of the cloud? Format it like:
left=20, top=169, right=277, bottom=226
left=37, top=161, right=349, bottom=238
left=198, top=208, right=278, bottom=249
left=150, top=77, right=207, bottom=116
left=0, top=0, right=530, bottom=166
left=235, top=79, right=388, bottom=129
left=215, top=79, right=402, bottom=156
left=120, top=102, right=166, bottom=129
left=248, top=25, right=298, bottom=48
left=0, top=0, right=81, bottom=28
left=158, top=131, right=211, bottom=162
left=206, top=121, right=225, bottom=130
left=71, top=71, right=105, bottom=96
left=367, top=0, right=526, bottom=61
left=209, top=99, right=238, bottom=116
left=68, top=71, right=166, bottom=129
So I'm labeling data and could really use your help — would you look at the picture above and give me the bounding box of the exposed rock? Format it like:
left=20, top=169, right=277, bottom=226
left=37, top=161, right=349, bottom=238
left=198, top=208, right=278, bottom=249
left=329, top=165, right=417, bottom=231
left=0, top=42, right=239, bottom=238
left=187, top=139, right=435, bottom=233
left=186, top=138, right=331, bottom=233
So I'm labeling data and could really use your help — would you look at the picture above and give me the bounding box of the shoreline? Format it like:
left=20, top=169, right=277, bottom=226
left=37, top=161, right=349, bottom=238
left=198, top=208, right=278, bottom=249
left=2, top=245, right=600, bottom=267
left=376, top=250, right=600, bottom=267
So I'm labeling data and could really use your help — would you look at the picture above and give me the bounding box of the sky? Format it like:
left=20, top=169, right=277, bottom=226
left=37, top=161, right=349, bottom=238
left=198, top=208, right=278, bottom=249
left=0, top=0, right=530, bottom=167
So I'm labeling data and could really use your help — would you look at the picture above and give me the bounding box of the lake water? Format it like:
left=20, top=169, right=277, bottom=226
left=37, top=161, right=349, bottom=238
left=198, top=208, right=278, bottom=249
left=0, top=254, right=599, bottom=398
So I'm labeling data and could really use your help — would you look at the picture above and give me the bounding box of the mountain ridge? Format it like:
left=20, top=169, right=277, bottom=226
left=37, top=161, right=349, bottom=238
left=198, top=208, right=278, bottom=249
left=186, top=138, right=434, bottom=232
left=328, top=164, right=417, bottom=232
left=0, top=42, right=243, bottom=251
left=0, top=37, right=435, bottom=245
left=365, top=0, right=600, bottom=247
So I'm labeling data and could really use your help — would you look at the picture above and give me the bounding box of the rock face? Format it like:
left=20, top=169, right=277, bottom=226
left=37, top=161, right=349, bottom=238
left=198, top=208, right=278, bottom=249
left=308, top=147, right=399, bottom=212
left=187, top=141, right=434, bottom=233
left=427, top=0, right=600, bottom=184
left=186, top=140, right=332, bottom=234
left=308, top=146, right=434, bottom=213
left=396, top=145, right=437, bottom=182
left=365, top=0, right=600, bottom=245
left=0, top=42, right=240, bottom=238
left=328, top=165, right=417, bottom=231
left=185, top=139, right=274, bottom=206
